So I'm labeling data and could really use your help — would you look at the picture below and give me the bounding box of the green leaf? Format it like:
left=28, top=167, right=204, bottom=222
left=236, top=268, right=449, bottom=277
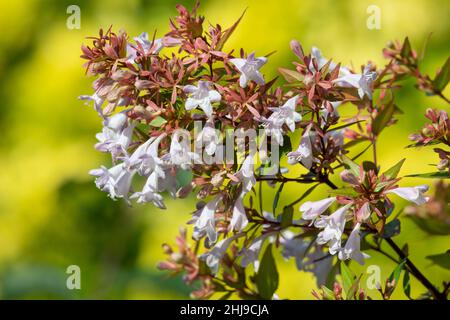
left=401, top=37, right=412, bottom=58
left=405, top=171, right=450, bottom=179
left=433, top=56, right=450, bottom=92
left=320, top=285, right=335, bottom=300
left=383, top=158, right=406, bottom=179
left=426, top=251, right=450, bottom=270
left=149, top=116, right=167, bottom=127
left=273, top=183, right=284, bottom=215
left=374, top=181, right=392, bottom=192
left=328, top=187, right=359, bottom=198
left=255, top=244, right=279, bottom=299
left=382, top=219, right=401, bottom=238
left=403, top=270, right=412, bottom=299
left=176, top=169, right=193, bottom=187
left=388, top=259, right=407, bottom=284
left=340, top=262, right=355, bottom=295
left=341, top=155, right=361, bottom=177
left=372, top=99, right=396, bottom=135
left=280, top=206, right=293, bottom=228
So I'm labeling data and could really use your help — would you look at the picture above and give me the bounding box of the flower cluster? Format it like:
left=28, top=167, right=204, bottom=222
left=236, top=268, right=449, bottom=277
left=409, top=109, right=450, bottom=172
left=80, top=3, right=450, bottom=300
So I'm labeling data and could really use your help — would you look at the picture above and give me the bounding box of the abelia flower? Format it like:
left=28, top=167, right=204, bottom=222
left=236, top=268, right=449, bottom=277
left=334, top=64, right=377, bottom=99
left=262, top=95, right=301, bottom=145
left=338, top=223, right=370, bottom=265
left=168, top=131, right=200, bottom=169
left=230, top=52, right=267, bottom=88
left=89, top=163, right=135, bottom=203
left=229, top=194, right=248, bottom=232
left=386, top=185, right=429, bottom=205
left=125, top=134, right=166, bottom=176
left=287, top=127, right=314, bottom=169
left=194, top=195, right=222, bottom=243
left=315, top=204, right=352, bottom=254
left=130, top=172, right=166, bottom=209
left=95, top=114, right=135, bottom=159
left=200, top=234, right=241, bottom=274
left=299, top=197, right=336, bottom=221
left=233, top=154, right=256, bottom=193
left=196, top=118, right=221, bottom=156
left=184, top=81, right=221, bottom=117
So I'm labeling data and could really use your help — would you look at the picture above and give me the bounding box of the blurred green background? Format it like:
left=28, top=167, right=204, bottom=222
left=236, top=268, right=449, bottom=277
left=0, top=0, right=449, bottom=299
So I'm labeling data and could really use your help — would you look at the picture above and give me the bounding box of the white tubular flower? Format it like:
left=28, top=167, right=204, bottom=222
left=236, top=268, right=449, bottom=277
left=130, top=172, right=166, bottom=209
left=95, top=113, right=134, bottom=159
left=299, top=197, right=336, bottom=221
left=125, top=134, right=166, bottom=176
left=234, top=155, right=256, bottom=193
left=266, top=95, right=301, bottom=132
left=334, top=64, right=377, bottom=99
left=386, top=185, right=429, bottom=205
left=338, top=223, right=370, bottom=265
left=184, top=81, right=221, bottom=117
left=150, top=166, right=178, bottom=198
left=196, top=117, right=221, bottom=156
left=95, top=124, right=134, bottom=159
left=194, top=196, right=222, bottom=244
left=168, top=133, right=196, bottom=169
left=315, top=204, right=352, bottom=255
left=262, top=95, right=301, bottom=146
left=89, top=163, right=135, bottom=203
left=230, top=52, right=267, bottom=88
left=229, top=193, right=248, bottom=232
left=127, top=32, right=163, bottom=62
left=200, top=234, right=241, bottom=274
left=287, top=127, right=314, bottom=169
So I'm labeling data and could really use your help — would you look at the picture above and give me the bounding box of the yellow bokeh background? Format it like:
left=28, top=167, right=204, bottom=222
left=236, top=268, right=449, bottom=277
left=0, top=0, right=448, bottom=299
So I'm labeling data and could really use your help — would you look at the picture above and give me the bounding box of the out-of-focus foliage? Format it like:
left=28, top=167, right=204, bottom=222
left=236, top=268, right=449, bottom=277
left=0, top=0, right=448, bottom=299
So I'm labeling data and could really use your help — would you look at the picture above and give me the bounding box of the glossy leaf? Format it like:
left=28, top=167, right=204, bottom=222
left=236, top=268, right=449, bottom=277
left=340, top=262, right=355, bottom=295
left=433, top=56, right=450, bottom=92
left=341, top=155, right=361, bottom=178
left=405, top=171, right=450, bottom=179
left=255, top=244, right=279, bottom=299
left=383, top=158, right=406, bottom=179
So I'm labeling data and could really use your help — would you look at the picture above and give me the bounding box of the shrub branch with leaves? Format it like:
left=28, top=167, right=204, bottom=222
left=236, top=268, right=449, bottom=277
left=79, top=2, right=450, bottom=300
